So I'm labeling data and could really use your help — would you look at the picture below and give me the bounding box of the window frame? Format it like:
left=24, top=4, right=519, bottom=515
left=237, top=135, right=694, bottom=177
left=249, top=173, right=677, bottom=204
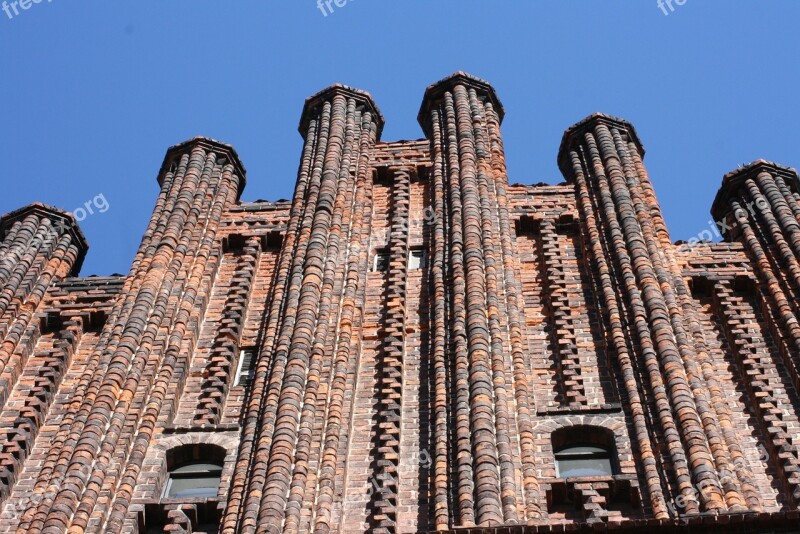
left=408, top=248, right=427, bottom=270
left=235, top=348, right=256, bottom=387
left=554, top=443, right=616, bottom=479
left=163, top=461, right=224, bottom=500
left=162, top=444, right=227, bottom=502
left=373, top=249, right=391, bottom=272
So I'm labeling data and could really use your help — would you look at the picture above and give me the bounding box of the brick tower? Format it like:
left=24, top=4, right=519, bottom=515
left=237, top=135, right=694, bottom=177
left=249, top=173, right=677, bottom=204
left=0, top=73, right=798, bottom=533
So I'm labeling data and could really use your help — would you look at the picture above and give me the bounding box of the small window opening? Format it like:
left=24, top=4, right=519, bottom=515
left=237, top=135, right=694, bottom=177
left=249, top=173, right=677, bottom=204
left=408, top=249, right=427, bottom=270
left=164, top=444, right=225, bottom=500
left=555, top=445, right=614, bottom=478
left=235, top=349, right=256, bottom=387
left=373, top=249, right=391, bottom=272
left=553, top=426, right=617, bottom=479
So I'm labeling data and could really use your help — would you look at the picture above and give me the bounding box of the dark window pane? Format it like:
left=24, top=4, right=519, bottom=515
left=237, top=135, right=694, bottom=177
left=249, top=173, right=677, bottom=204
left=374, top=252, right=391, bottom=272
left=237, top=350, right=256, bottom=387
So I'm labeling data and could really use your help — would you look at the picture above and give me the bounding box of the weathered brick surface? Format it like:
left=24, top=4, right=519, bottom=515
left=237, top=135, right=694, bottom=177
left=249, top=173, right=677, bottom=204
left=0, top=73, right=798, bottom=533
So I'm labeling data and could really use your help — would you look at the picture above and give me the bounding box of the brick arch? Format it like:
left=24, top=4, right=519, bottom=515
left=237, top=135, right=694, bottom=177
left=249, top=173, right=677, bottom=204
left=136, top=432, right=240, bottom=503
left=533, top=415, right=633, bottom=479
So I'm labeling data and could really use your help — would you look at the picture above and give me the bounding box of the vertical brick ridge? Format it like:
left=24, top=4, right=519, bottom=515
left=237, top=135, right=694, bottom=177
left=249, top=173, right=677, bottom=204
left=608, top=130, right=745, bottom=511
left=539, top=219, right=587, bottom=408
left=224, top=110, right=327, bottom=534
left=310, top=118, right=376, bottom=534
left=257, top=93, right=352, bottom=526
left=195, top=236, right=261, bottom=425
left=0, top=206, right=85, bottom=505
left=449, top=84, right=505, bottom=526
left=226, top=86, right=382, bottom=533
left=712, top=163, right=800, bottom=396
left=439, top=86, right=504, bottom=525
left=467, top=87, right=519, bottom=524
left=625, top=140, right=761, bottom=511
left=421, top=73, right=545, bottom=526
left=0, top=206, right=85, bottom=407
left=483, top=99, right=542, bottom=521
left=97, top=153, right=238, bottom=532
left=712, top=280, right=800, bottom=507
left=565, top=128, right=702, bottom=515
left=246, top=99, right=336, bottom=530
left=0, top=317, right=82, bottom=505
left=428, top=108, right=455, bottom=529
left=0, top=215, right=56, bottom=319
left=566, top=147, right=669, bottom=518
left=561, top=117, right=730, bottom=513
left=735, top=195, right=800, bottom=390
left=367, top=168, right=410, bottom=533
left=21, top=140, right=242, bottom=533
left=428, top=104, right=476, bottom=527
left=0, top=230, right=80, bottom=408
left=18, top=154, right=192, bottom=532
left=283, top=103, right=362, bottom=534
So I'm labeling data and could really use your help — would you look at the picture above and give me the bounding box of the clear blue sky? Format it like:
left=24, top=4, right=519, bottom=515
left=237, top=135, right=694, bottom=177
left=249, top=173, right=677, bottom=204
left=1, top=1, right=798, bottom=276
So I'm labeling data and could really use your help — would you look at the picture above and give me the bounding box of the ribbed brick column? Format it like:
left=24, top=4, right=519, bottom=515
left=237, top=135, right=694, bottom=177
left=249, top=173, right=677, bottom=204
left=558, top=114, right=743, bottom=516
left=0, top=205, right=86, bottom=504
left=19, top=138, right=245, bottom=534
left=711, top=162, right=800, bottom=397
left=222, top=84, right=383, bottom=534
left=419, top=72, right=542, bottom=526
left=0, top=205, right=86, bottom=403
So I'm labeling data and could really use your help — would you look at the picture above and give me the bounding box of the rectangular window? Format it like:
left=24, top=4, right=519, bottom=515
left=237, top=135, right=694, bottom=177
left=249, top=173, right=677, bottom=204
left=235, top=349, right=256, bottom=387
left=408, top=249, right=427, bottom=270
left=373, top=249, right=391, bottom=272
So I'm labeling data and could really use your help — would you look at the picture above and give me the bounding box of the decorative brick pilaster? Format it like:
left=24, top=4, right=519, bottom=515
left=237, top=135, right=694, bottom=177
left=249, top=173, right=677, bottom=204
left=420, top=72, right=542, bottom=526
left=19, top=138, right=244, bottom=533
left=712, top=162, right=800, bottom=396
left=0, top=205, right=87, bottom=407
left=712, top=279, right=800, bottom=507
left=195, top=236, right=260, bottom=425
left=539, top=219, right=588, bottom=408
left=367, top=168, right=410, bottom=533
left=224, top=85, right=383, bottom=533
left=558, top=114, right=744, bottom=516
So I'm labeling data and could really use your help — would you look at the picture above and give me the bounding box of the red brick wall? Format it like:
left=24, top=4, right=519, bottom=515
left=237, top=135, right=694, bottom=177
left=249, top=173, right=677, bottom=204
left=0, top=75, right=798, bottom=534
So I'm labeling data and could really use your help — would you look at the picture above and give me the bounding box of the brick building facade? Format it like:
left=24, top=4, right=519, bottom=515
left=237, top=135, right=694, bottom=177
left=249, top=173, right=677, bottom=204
left=0, top=72, right=798, bottom=533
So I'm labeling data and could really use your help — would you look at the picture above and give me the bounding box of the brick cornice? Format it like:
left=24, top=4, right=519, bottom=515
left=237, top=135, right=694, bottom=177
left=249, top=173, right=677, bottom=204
left=0, top=202, right=88, bottom=274
left=159, top=136, right=247, bottom=200
left=299, top=83, right=384, bottom=139
left=417, top=71, right=505, bottom=136
left=557, top=113, right=645, bottom=179
left=420, top=509, right=800, bottom=534
left=710, top=160, right=799, bottom=223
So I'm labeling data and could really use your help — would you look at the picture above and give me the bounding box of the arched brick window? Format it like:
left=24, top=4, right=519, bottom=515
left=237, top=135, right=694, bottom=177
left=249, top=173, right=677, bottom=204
left=163, top=443, right=226, bottom=500
left=553, top=425, right=618, bottom=479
